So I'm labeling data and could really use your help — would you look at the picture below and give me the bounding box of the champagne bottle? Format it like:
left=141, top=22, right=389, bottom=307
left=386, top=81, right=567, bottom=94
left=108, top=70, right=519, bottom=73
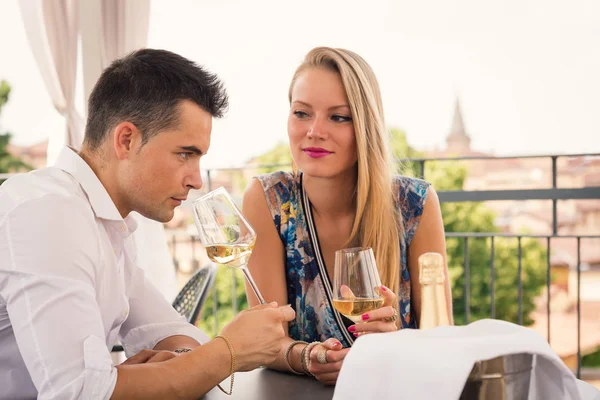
left=418, top=252, right=450, bottom=329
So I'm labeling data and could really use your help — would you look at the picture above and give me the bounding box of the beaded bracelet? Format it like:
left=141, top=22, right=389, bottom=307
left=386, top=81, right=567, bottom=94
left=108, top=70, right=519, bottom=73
left=215, top=335, right=236, bottom=395
left=301, top=341, right=321, bottom=376
left=284, top=340, right=308, bottom=375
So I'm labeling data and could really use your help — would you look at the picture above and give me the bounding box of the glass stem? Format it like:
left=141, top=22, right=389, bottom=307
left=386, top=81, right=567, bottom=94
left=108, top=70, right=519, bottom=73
left=240, top=265, right=266, bottom=304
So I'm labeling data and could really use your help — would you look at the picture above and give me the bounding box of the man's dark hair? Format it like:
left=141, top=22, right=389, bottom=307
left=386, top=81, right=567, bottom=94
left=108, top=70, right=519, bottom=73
left=83, top=48, right=228, bottom=149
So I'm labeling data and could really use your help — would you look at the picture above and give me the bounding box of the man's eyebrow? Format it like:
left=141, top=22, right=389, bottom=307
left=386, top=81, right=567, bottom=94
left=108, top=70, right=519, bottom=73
left=179, top=146, right=203, bottom=155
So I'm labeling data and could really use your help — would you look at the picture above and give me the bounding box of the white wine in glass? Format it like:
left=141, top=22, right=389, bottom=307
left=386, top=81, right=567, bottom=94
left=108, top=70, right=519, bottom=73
left=192, top=187, right=266, bottom=304
left=205, top=240, right=255, bottom=268
left=332, top=247, right=384, bottom=323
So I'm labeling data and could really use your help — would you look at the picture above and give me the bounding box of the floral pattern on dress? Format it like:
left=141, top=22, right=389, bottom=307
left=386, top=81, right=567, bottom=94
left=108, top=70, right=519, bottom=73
left=256, top=171, right=430, bottom=347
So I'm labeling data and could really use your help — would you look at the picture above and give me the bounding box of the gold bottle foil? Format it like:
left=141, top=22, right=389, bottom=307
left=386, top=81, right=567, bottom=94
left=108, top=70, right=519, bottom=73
left=419, top=252, right=450, bottom=329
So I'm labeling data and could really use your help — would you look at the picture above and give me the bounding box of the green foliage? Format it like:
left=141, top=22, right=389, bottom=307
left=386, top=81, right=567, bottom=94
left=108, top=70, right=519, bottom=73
left=253, top=141, right=292, bottom=174
left=230, top=170, right=250, bottom=196
left=389, top=127, right=424, bottom=176
left=0, top=81, right=32, bottom=182
left=0, top=80, right=10, bottom=112
left=197, top=266, right=248, bottom=335
left=582, top=347, right=600, bottom=367
left=0, top=134, right=31, bottom=173
left=447, top=235, right=547, bottom=326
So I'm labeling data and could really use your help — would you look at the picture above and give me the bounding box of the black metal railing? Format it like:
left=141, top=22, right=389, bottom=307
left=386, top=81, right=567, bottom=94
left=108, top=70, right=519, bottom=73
left=168, top=230, right=599, bottom=378
left=446, top=233, right=600, bottom=379
left=404, top=153, right=600, bottom=235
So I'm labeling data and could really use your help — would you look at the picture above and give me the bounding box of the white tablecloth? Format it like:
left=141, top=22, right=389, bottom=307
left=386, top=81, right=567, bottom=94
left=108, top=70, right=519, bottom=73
left=334, top=319, right=600, bottom=400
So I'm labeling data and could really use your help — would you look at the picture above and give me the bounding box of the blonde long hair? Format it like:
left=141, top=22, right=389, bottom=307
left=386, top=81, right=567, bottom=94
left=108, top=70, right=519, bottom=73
left=289, top=47, right=404, bottom=302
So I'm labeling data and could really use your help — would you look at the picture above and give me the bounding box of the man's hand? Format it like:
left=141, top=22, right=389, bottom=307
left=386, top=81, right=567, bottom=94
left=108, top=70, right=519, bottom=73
left=120, top=349, right=179, bottom=365
left=221, top=302, right=295, bottom=372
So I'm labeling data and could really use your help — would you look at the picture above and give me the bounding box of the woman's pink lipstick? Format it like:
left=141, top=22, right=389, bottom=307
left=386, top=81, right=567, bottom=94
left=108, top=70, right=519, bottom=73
left=303, top=147, right=332, bottom=158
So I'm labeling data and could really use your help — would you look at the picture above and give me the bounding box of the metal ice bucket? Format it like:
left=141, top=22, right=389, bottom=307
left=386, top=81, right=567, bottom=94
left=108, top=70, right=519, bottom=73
left=459, top=353, right=534, bottom=400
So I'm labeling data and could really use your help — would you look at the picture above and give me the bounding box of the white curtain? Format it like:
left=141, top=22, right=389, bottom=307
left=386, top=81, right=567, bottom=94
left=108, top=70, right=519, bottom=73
left=80, top=0, right=150, bottom=110
left=80, top=0, right=178, bottom=302
left=19, top=0, right=84, bottom=165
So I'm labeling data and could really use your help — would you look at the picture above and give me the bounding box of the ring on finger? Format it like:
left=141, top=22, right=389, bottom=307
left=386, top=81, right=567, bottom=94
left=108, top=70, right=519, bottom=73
left=316, top=349, right=328, bottom=364
left=383, top=308, right=399, bottom=323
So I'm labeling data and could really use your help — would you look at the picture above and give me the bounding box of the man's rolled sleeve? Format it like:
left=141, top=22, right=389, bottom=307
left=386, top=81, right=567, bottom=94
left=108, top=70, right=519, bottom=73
left=120, top=263, right=209, bottom=356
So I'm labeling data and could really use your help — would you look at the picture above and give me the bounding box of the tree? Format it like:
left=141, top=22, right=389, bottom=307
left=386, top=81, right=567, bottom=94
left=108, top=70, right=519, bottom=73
left=253, top=141, right=293, bottom=174
left=0, top=80, right=31, bottom=183
left=0, top=134, right=30, bottom=174
left=389, top=127, right=422, bottom=175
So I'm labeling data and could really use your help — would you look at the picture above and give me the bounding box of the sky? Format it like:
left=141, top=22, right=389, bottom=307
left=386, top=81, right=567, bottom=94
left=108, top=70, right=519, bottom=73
left=0, top=0, right=599, bottom=168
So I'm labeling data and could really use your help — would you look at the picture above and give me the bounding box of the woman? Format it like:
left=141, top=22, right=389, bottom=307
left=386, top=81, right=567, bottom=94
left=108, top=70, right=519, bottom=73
left=242, top=46, right=453, bottom=385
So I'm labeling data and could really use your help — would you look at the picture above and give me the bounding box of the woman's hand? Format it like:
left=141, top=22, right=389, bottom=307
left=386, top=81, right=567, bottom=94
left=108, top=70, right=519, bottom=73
left=307, top=338, right=350, bottom=385
left=348, top=285, right=399, bottom=337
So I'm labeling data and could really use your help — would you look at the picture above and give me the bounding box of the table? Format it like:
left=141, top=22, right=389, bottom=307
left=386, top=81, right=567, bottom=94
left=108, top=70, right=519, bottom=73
left=201, top=368, right=335, bottom=400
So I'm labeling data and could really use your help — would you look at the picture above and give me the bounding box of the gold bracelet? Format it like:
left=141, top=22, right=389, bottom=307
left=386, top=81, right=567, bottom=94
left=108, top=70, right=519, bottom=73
left=302, top=341, right=321, bottom=377
left=284, top=340, right=308, bottom=375
left=173, top=348, right=192, bottom=354
left=215, top=335, right=236, bottom=395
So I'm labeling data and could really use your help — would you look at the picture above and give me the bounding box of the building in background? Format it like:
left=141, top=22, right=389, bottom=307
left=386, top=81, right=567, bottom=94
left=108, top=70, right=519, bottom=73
left=7, top=140, right=48, bottom=169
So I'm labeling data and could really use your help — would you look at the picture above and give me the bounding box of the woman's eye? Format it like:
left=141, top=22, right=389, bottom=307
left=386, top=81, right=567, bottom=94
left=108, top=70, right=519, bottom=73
left=293, top=110, right=309, bottom=118
left=332, top=114, right=352, bottom=123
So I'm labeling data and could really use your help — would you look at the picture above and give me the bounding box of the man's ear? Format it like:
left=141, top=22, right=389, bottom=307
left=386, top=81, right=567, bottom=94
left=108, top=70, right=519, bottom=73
left=113, top=122, right=142, bottom=160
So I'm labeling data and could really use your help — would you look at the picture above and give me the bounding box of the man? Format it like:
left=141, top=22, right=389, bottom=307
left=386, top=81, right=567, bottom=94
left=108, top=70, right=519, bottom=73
left=0, top=49, right=294, bottom=399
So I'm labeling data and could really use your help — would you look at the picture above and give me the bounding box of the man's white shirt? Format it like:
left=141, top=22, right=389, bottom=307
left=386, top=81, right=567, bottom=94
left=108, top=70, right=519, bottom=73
left=0, top=147, right=207, bottom=399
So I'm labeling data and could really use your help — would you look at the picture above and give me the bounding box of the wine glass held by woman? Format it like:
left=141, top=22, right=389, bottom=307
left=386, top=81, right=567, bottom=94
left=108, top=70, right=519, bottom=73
left=341, top=284, right=401, bottom=337
left=331, top=247, right=398, bottom=335
left=241, top=46, right=453, bottom=385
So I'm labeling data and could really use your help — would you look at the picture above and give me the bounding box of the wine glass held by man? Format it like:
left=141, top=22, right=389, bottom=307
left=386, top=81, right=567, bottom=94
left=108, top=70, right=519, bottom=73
left=241, top=46, right=454, bottom=385
left=193, top=187, right=266, bottom=303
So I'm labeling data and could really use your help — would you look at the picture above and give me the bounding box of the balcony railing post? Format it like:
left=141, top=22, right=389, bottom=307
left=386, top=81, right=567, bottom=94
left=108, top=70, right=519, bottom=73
left=232, top=269, right=238, bottom=315
left=552, top=156, right=558, bottom=235
left=517, top=237, right=523, bottom=325
left=212, top=276, right=219, bottom=337
left=490, top=236, right=495, bottom=319
left=171, top=234, right=178, bottom=273
left=577, top=237, right=581, bottom=379
left=464, top=237, right=470, bottom=324
left=547, top=237, right=551, bottom=345
left=190, top=236, right=198, bottom=272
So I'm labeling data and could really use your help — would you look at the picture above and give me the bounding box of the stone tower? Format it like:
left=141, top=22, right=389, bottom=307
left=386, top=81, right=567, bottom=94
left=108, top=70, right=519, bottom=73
left=446, top=98, right=472, bottom=154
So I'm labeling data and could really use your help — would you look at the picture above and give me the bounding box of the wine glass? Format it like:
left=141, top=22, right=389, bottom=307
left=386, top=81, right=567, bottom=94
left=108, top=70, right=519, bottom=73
left=192, top=187, right=266, bottom=304
left=332, top=247, right=383, bottom=323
